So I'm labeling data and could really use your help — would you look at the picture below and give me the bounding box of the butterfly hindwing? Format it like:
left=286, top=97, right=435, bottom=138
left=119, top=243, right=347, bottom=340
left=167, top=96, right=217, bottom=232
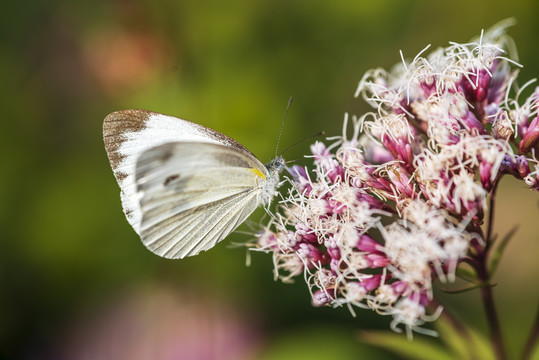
left=135, top=141, right=268, bottom=259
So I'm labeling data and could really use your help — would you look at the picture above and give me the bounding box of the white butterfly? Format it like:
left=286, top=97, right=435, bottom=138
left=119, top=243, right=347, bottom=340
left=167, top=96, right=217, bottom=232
left=103, top=109, right=284, bottom=259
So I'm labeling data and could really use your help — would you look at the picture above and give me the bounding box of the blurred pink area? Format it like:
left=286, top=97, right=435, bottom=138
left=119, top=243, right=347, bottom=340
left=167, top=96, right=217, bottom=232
left=56, top=287, right=262, bottom=360
left=84, top=26, right=171, bottom=94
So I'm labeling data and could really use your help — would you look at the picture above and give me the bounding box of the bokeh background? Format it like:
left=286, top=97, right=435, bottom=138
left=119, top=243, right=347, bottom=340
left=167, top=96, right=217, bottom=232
left=2, top=0, right=539, bottom=359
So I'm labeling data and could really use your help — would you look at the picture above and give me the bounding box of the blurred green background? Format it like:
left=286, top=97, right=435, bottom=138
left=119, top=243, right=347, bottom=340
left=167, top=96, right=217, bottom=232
left=1, top=0, right=538, bottom=359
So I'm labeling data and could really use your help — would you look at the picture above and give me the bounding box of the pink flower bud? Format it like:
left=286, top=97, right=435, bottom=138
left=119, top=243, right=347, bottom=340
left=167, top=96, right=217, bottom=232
left=312, top=290, right=332, bottom=307
left=516, top=156, right=531, bottom=178
left=297, top=243, right=329, bottom=267
left=390, top=281, right=409, bottom=297
left=408, top=291, right=431, bottom=307
left=356, top=234, right=382, bottom=253
left=479, top=160, right=494, bottom=189
left=460, top=111, right=486, bottom=135
left=360, top=274, right=384, bottom=292
left=519, top=116, right=539, bottom=154
left=386, top=165, right=415, bottom=198
left=295, top=223, right=318, bottom=243
left=461, top=68, right=491, bottom=104
left=290, top=166, right=312, bottom=195
left=325, top=243, right=341, bottom=260
left=366, top=253, right=390, bottom=268
left=382, top=137, right=414, bottom=170
left=500, top=154, right=518, bottom=175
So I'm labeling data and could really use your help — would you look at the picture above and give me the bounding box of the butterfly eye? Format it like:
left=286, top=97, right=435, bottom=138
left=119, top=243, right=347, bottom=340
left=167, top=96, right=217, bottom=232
left=271, top=157, right=286, bottom=172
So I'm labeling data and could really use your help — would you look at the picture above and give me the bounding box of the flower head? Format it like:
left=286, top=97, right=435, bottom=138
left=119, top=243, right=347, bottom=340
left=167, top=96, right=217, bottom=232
left=253, top=21, right=539, bottom=336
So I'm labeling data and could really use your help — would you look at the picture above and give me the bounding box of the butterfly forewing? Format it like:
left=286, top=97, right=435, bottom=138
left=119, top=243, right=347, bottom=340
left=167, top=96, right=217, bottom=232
left=103, top=109, right=255, bottom=234
left=135, top=142, right=268, bottom=259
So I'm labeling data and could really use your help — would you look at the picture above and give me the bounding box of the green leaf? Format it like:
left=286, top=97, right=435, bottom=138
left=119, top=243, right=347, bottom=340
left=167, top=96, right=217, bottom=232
left=439, top=284, right=483, bottom=294
left=434, top=313, right=495, bottom=360
left=261, top=326, right=384, bottom=360
left=359, top=330, right=454, bottom=360
left=488, top=225, right=518, bottom=276
left=360, top=317, right=498, bottom=360
left=531, top=341, right=539, bottom=360
left=440, top=282, right=497, bottom=294
left=467, top=327, right=496, bottom=360
left=435, top=315, right=471, bottom=360
left=455, top=265, right=479, bottom=283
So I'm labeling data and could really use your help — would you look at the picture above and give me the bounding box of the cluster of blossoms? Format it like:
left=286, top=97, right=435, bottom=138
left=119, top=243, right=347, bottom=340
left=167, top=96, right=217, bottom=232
left=254, top=22, right=539, bottom=336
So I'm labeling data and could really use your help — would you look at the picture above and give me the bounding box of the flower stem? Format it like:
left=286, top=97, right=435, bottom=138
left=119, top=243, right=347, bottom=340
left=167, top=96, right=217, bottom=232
left=485, top=178, right=501, bottom=251
left=522, top=304, right=539, bottom=360
left=477, top=263, right=507, bottom=360
left=475, top=179, right=507, bottom=360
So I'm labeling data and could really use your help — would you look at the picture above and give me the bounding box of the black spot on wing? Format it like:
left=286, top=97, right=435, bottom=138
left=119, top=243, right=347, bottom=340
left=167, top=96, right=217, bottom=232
left=164, top=174, right=180, bottom=186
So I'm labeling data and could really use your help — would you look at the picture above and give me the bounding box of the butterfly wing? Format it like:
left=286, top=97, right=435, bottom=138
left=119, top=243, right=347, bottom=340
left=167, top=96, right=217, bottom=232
left=135, top=141, right=269, bottom=259
left=103, top=109, right=255, bottom=233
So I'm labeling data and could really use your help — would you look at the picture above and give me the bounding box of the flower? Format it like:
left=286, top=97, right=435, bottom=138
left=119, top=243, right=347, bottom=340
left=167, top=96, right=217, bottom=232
left=252, top=20, right=539, bottom=337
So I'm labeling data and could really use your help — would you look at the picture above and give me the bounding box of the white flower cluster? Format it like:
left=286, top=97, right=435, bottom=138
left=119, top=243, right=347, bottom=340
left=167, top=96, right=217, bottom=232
left=255, top=21, right=539, bottom=337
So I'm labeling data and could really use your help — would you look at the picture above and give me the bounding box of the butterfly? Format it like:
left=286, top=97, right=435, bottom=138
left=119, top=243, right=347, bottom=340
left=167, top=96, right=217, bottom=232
left=103, top=109, right=284, bottom=259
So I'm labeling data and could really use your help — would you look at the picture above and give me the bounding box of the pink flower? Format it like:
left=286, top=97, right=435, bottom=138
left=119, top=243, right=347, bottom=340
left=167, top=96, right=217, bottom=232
left=254, top=22, right=538, bottom=336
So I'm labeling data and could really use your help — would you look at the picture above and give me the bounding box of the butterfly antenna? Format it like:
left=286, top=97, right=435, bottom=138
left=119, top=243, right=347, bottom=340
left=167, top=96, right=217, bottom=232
left=275, top=97, right=293, bottom=157
left=278, top=130, right=325, bottom=156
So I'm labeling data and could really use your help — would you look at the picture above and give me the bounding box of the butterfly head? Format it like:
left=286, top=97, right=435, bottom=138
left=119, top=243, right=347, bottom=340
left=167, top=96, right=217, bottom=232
left=266, top=155, right=285, bottom=174
left=259, top=155, right=285, bottom=206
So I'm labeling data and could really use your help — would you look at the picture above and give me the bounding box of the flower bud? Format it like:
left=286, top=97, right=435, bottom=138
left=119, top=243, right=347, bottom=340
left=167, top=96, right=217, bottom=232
left=519, top=116, right=539, bottom=154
